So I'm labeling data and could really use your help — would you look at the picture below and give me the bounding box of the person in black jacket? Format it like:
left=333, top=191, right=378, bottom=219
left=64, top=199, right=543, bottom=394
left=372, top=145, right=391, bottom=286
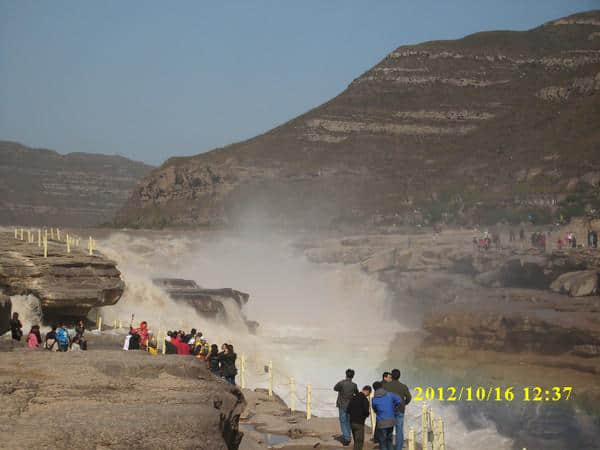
left=218, top=343, right=238, bottom=384
left=347, top=386, right=372, bottom=450
left=334, top=369, right=359, bottom=446
left=206, top=344, right=220, bottom=374
left=10, top=313, right=23, bottom=341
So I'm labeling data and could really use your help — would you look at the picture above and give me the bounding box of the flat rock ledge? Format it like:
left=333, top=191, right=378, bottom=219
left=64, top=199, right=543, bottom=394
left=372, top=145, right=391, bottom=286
left=0, top=231, right=124, bottom=319
left=0, top=348, right=245, bottom=450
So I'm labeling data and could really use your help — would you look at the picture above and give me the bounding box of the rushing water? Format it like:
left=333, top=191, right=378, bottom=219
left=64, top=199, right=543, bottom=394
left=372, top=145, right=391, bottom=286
left=5, top=228, right=513, bottom=449
left=95, top=230, right=513, bottom=449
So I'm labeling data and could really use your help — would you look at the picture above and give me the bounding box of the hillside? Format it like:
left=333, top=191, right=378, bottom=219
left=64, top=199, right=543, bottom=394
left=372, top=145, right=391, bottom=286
left=116, top=11, right=600, bottom=229
left=0, top=141, right=153, bottom=227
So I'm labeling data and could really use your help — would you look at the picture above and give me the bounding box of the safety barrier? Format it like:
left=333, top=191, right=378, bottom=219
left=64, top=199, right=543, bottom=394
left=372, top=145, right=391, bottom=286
left=11, top=227, right=98, bottom=258
left=92, top=316, right=449, bottom=448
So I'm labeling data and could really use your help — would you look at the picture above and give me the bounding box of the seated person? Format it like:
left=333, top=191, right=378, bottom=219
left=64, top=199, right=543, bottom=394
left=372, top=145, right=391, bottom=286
left=44, top=325, right=58, bottom=351
left=27, top=325, right=42, bottom=349
left=70, top=335, right=82, bottom=351
left=165, top=331, right=178, bottom=354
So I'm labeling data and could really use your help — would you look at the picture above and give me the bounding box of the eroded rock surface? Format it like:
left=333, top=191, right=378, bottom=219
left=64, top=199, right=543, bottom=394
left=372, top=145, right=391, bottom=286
left=0, top=348, right=244, bottom=449
left=0, top=231, right=124, bottom=320
left=550, top=270, right=599, bottom=297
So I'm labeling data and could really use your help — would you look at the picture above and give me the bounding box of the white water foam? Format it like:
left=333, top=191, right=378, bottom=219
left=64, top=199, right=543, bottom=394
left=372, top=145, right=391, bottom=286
left=95, top=230, right=512, bottom=449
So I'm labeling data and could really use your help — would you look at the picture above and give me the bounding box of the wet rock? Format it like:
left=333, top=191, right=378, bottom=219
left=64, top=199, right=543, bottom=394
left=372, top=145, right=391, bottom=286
left=550, top=271, right=599, bottom=297
left=152, top=278, right=256, bottom=331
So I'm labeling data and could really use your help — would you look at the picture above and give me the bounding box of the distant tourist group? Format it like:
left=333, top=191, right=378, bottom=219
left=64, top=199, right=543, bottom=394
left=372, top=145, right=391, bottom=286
left=9, top=312, right=87, bottom=351
left=558, top=230, right=598, bottom=249
left=124, top=321, right=238, bottom=385
left=334, top=368, right=411, bottom=450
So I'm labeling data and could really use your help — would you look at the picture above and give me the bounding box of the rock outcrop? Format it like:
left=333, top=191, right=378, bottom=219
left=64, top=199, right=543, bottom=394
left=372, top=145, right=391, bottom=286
left=0, top=292, right=10, bottom=335
left=117, top=11, right=600, bottom=229
left=550, top=270, right=599, bottom=296
left=0, top=141, right=153, bottom=227
left=0, top=231, right=124, bottom=321
left=152, top=278, right=256, bottom=331
left=0, top=348, right=245, bottom=449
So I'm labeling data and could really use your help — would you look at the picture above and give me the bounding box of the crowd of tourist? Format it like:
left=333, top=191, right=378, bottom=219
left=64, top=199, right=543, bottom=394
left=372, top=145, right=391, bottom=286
left=124, top=322, right=239, bottom=385
left=9, top=312, right=87, bottom=351
left=334, top=368, right=411, bottom=450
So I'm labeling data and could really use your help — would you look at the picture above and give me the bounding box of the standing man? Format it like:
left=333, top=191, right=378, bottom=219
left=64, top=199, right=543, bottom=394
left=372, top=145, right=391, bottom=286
left=383, top=369, right=412, bottom=450
left=334, top=369, right=359, bottom=446
left=347, top=385, right=372, bottom=450
left=371, top=381, right=403, bottom=450
left=9, top=312, right=23, bottom=341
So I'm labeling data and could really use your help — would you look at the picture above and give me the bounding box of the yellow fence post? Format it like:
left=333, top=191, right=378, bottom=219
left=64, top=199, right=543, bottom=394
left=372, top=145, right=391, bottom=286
left=430, top=409, right=436, bottom=449
left=162, top=333, right=167, bottom=355
left=290, top=377, right=296, bottom=412
left=57, top=228, right=60, bottom=241
left=14, top=228, right=17, bottom=239
left=306, top=384, right=312, bottom=420
left=50, top=228, right=54, bottom=240
left=98, top=316, right=102, bottom=333
left=119, top=320, right=123, bottom=329
left=66, top=234, right=71, bottom=253
left=43, top=236, right=48, bottom=258
left=422, top=403, right=428, bottom=450
left=27, top=229, right=31, bottom=243
left=408, top=427, right=416, bottom=450
left=44, top=228, right=47, bottom=242
left=88, top=236, right=93, bottom=255
left=267, top=360, right=273, bottom=397
left=436, top=418, right=445, bottom=450
left=38, top=229, right=41, bottom=247
left=20, top=227, right=24, bottom=240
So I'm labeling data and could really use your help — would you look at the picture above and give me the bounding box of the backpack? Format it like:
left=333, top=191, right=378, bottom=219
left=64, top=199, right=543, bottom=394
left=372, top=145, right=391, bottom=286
left=56, top=328, right=69, bottom=345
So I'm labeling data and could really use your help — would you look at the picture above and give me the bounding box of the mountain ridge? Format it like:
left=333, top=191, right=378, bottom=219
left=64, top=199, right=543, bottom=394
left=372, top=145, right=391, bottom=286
left=116, top=10, right=600, bottom=228
left=0, top=141, right=154, bottom=227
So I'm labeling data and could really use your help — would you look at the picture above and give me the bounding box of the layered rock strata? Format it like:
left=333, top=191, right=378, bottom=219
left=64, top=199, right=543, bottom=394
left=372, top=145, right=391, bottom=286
left=0, top=141, right=153, bottom=227
left=0, top=231, right=124, bottom=320
left=152, top=278, right=257, bottom=331
left=117, top=11, right=600, bottom=229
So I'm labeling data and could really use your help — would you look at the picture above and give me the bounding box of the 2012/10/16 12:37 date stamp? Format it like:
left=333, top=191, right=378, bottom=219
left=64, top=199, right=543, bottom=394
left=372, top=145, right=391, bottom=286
left=412, top=386, right=573, bottom=402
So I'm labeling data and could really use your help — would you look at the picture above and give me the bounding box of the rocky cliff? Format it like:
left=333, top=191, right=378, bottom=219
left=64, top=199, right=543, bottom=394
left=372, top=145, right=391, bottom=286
left=116, top=11, right=600, bottom=229
left=0, top=141, right=153, bottom=227
left=0, top=231, right=124, bottom=321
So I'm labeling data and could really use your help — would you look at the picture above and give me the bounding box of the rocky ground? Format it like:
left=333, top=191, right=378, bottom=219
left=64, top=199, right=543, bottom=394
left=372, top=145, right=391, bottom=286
left=0, top=336, right=244, bottom=450
left=0, top=334, right=383, bottom=450
left=239, top=389, right=375, bottom=450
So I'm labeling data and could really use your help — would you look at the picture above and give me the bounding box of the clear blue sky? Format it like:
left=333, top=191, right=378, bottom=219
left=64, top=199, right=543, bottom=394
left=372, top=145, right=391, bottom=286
left=1, top=1, right=598, bottom=165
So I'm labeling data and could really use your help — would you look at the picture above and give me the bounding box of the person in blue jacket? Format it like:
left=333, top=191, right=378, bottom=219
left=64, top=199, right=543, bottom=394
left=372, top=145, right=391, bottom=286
left=55, top=322, right=70, bottom=352
left=371, top=381, right=403, bottom=450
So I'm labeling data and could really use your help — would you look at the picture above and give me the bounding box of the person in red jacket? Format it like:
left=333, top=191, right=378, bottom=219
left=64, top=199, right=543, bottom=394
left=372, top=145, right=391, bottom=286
left=173, top=332, right=190, bottom=355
